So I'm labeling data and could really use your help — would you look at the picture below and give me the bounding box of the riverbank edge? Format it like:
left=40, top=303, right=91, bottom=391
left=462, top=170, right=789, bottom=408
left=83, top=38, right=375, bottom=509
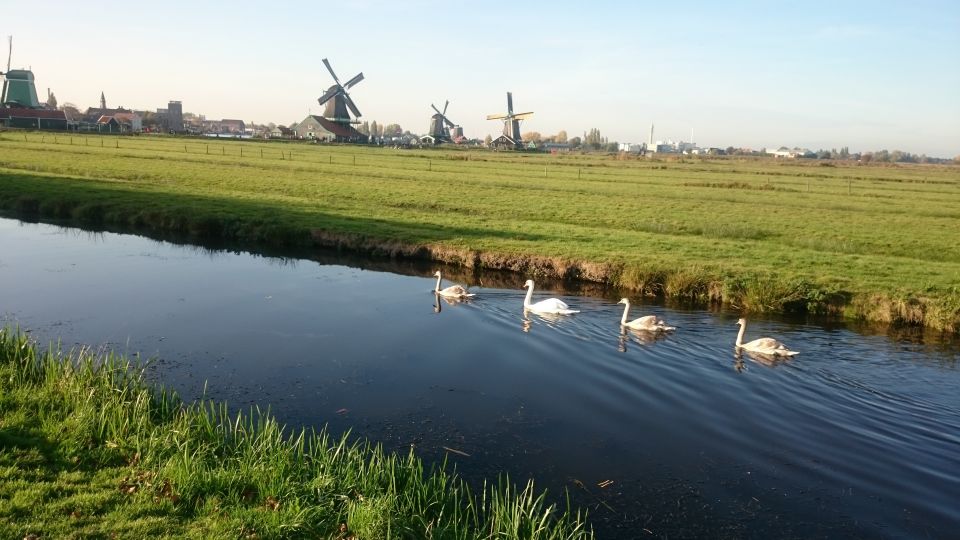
left=3, top=185, right=957, bottom=334
left=0, top=328, right=592, bottom=539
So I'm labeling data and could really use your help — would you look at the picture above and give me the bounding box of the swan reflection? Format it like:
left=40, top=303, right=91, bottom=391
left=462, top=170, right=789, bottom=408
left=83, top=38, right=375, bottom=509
left=734, top=348, right=792, bottom=370
left=520, top=311, right=568, bottom=333
left=618, top=327, right=670, bottom=352
left=433, top=293, right=470, bottom=313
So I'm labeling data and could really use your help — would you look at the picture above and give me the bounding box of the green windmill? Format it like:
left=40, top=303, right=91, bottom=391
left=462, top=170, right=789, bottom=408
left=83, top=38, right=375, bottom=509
left=1, top=36, right=41, bottom=109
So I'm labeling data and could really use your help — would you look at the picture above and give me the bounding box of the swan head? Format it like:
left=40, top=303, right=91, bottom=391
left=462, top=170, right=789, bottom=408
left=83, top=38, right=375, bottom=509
left=617, top=297, right=629, bottom=305
left=433, top=270, right=441, bottom=277
left=736, top=317, right=746, bottom=326
left=523, top=279, right=534, bottom=289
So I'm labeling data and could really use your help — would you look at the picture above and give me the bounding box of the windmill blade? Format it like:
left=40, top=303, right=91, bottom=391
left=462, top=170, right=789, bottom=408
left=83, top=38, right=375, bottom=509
left=506, top=92, right=513, bottom=114
left=343, top=72, right=364, bottom=89
left=317, top=86, right=340, bottom=107
left=486, top=114, right=507, bottom=120
left=343, top=92, right=361, bottom=118
left=442, top=100, right=449, bottom=115
left=440, top=115, right=455, bottom=128
left=1, top=36, right=10, bottom=102
left=513, top=112, right=534, bottom=120
left=322, top=58, right=341, bottom=85
left=431, top=103, right=445, bottom=116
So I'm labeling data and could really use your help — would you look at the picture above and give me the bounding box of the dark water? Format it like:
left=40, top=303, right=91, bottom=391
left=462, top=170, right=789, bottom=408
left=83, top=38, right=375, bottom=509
left=2, top=217, right=958, bottom=539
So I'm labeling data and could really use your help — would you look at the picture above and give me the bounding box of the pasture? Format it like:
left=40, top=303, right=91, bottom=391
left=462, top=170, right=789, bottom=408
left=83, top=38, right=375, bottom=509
left=0, top=132, right=958, bottom=331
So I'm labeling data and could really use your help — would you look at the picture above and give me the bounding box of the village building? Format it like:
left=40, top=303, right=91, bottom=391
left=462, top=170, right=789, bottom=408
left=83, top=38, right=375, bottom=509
left=293, top=114, right=368, bottom=143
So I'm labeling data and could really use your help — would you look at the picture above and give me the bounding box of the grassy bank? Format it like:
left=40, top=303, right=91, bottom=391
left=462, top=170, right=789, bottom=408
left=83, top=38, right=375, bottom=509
left=1, top=132, right=958, bottom=331
left=0, top=328, right=591, bottom=539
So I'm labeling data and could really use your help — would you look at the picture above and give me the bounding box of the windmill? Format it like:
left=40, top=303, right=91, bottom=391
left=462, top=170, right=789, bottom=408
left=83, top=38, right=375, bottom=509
left=1, top=35, right=40, bottom=109
left=1, top=36, right=12, bottom=105
left=316, top=57, right=364, bottom=129
left=486, top=92, right=533, bottom=148
left=427, top=100, right=460, bottom=144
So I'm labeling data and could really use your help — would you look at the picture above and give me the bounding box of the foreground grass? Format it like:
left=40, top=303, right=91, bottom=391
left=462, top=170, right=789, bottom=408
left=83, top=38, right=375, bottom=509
left=0, top=132, right=958, bottom=331
left=0, top=328, right=591, bottom=539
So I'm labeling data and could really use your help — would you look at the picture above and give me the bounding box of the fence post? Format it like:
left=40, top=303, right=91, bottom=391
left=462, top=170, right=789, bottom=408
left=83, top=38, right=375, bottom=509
left=206, top=144, right=209, bottom=155
left=240, top=147, right=243, bottom=157
left=260, top=148, right=263, bottom=158
left=848, top=178, right=851, bottom=195
left=544, top=166, right=547, bottom=178
left=578, top=168, right=581, bottom=179
left=353, top=155, right=356, bottom=165
left=428, top=160, right=432, bottom=171
left=185, top=145, right=188, bottom=153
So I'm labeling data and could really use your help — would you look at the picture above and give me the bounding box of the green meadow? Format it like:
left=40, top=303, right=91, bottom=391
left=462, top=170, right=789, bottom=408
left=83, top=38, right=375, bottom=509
left=1, top=132, right=958, bottom=331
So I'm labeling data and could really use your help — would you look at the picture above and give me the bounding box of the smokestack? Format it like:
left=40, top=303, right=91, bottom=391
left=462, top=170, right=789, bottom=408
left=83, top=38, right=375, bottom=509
left=649, top=124, right=654, bottom=146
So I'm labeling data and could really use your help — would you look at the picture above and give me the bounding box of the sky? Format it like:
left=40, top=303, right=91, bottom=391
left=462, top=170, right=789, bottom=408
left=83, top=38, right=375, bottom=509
left=3, top=0, right=959, bottom=157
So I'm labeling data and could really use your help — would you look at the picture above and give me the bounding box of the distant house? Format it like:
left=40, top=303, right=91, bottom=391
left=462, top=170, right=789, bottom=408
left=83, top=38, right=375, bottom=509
left=270, top=125, right=293, bottom=138
left=112, top=112, right=142, bottom=132
left=293, top=114, right=368, bottom=143
left=96, top=115, right=123, bottom=132
left=541, top=142, right=571, bottom=154
left=490, top=134, right=521, bottom=149
left=219, top=119, right=246, bottom=135
left=0, top=107, right=68, bottom=129
left=766, top=146, right=807, bottom=159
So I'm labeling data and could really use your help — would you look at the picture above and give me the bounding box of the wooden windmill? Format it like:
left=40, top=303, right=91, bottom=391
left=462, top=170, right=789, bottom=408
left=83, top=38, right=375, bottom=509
left=316, top=58, right=364, bottom=128
left=427, top=100, right=459, bottom=144
left=486, top=92, right=532, bottom=148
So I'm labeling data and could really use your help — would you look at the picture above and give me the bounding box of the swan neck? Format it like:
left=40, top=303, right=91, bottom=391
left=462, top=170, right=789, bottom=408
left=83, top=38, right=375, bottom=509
left=523, top=284, right=533, bottom=307
left=435, top=274, right=442, bottom=292
left=620, top=302, right=630, bottom=325
left=736, top=322, right=746, bottom=346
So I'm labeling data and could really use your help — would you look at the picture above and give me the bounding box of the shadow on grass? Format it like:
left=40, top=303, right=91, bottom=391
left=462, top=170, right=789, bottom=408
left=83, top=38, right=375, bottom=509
left=0, top=170, right=548, bottom=247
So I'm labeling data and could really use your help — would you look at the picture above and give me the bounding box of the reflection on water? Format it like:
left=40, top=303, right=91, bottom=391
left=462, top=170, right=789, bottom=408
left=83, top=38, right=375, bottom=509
left=2, top=217, right=959, bottom=539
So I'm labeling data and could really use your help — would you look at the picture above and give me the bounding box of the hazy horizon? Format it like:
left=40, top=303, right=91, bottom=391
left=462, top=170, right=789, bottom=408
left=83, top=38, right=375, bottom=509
left=3, top=0, right=958, bottom=157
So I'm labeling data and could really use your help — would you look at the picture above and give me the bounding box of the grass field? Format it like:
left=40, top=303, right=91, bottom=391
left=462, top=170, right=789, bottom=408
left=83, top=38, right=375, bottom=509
left=0, top=328, right=591, bottom=539
left=1, top=132, right=958, bottom=331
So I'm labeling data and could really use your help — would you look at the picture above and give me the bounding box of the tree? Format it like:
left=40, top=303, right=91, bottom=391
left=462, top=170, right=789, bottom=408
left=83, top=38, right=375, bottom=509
left=370, top=120, right=379, bottom=140
left=60, top=102, right=81, bottom=121
left=359, top=121, right=370, bottom=135
left=569, top=136, right=581, bottom=148
left=521, top=131, right=542, bottom=143
left=555, top=130, right=568, bottom=144
left=484, top=134, right=493, bottom=146
left=383, top=123, right=402, bottom=136
left=584, top=128, right=603, bottom=150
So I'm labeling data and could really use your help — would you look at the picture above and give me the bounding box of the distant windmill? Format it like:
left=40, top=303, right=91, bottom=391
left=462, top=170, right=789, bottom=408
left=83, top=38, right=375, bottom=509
left=486, top=92, right=533, bottom=148
left=1, top=36, right=12, bottom=105
left=316, top=58, right=364, bottom=129
left=1, top=35, right=40, bottom=109
left=427, top=100, right=459, bottom=144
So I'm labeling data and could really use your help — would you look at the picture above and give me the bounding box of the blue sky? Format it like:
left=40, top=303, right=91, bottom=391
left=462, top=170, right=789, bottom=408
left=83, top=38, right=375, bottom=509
left=4, top=0, right=959, bottom=156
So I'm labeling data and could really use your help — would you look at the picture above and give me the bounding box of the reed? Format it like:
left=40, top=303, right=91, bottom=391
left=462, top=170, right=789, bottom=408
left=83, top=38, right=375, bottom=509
left=0, top=328, right=591, bottom=539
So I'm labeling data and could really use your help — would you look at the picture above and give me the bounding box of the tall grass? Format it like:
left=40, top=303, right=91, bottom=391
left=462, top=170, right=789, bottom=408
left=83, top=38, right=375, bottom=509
left=0, top=328, right=592, bottom=539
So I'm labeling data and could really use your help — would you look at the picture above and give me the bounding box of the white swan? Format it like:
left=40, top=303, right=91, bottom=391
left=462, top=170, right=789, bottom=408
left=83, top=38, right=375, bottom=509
left=617, top=298, right=675, bottom=331
left=522, top=279, right=579, bottom=314
left=735, top=318, right=798, bottom=356
left=433, top=271, right=475, bottom=298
